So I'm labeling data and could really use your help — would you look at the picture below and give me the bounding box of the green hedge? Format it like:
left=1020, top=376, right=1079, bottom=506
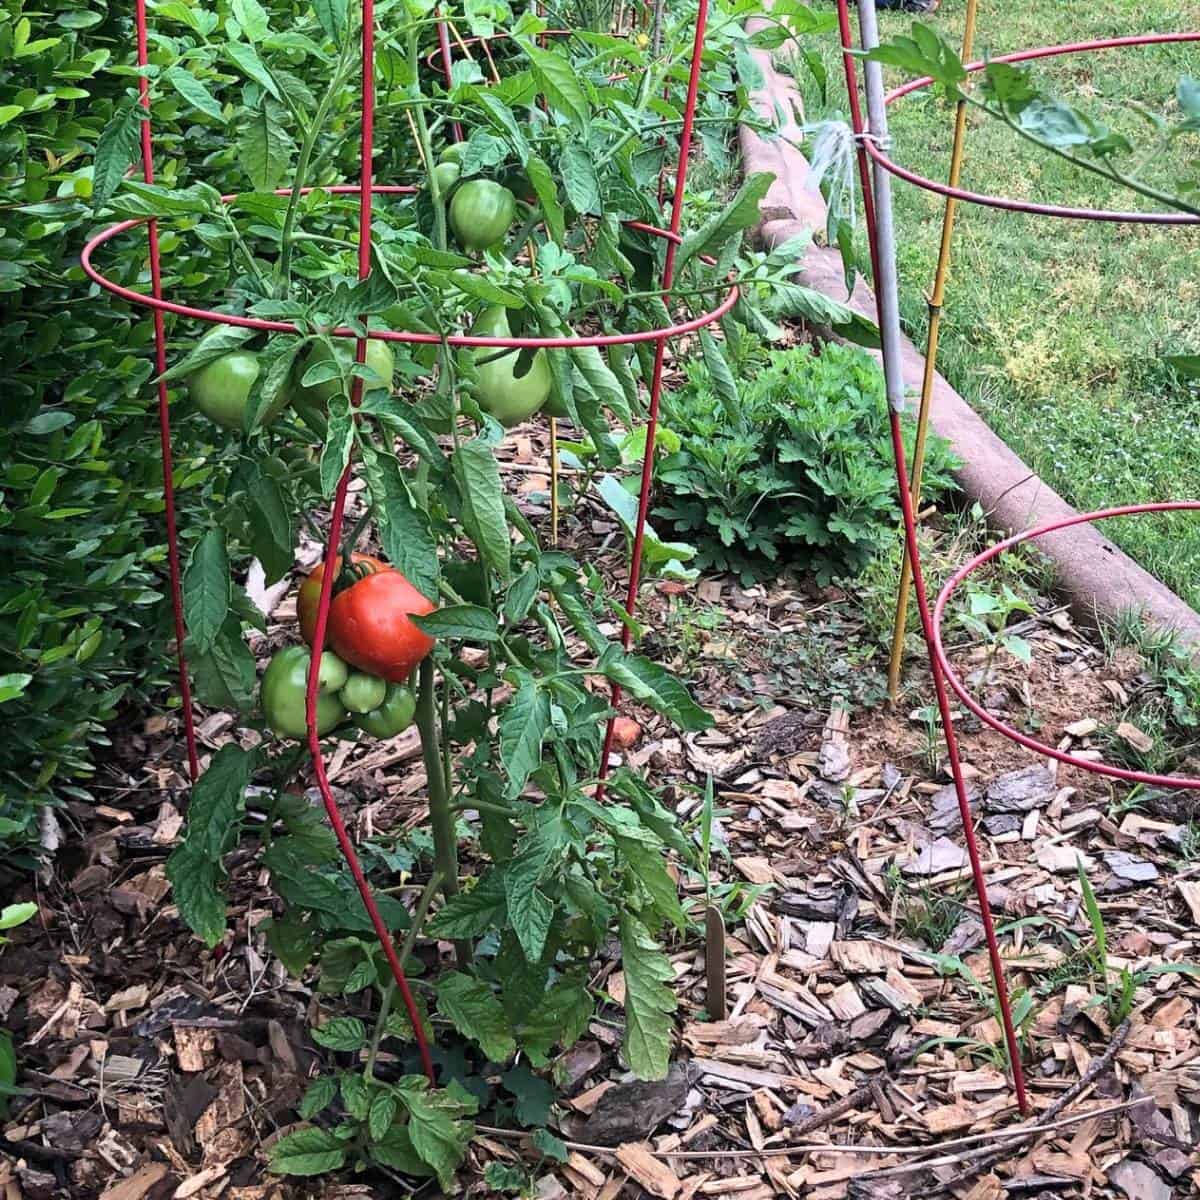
left=1, top=0, right=205, bottom=857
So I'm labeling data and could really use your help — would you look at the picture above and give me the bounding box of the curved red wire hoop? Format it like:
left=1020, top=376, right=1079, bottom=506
left=863, top=31, right=1200, bottom=223
left=933, top=502, right=1200, bottom=789
left=81, top=195, right=738, bottom=347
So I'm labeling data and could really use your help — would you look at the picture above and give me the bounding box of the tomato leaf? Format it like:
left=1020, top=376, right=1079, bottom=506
left=248, top=335, right=304, bottom=434
left=311, top=0, right=348, bottom=44
left=397, top=1084, right=474, bottom=1191
left=184, top=528, right=230, bottom=655
left=503, top=815, right=561, bottom=961
left=560, top=143, right=601, bottom=216
left=522, top=41, right=589, bottom=132
left=166, top=745, right=254, bottom=947
left=189, top=615, right=256, bottom=711
left=453, top=439, right=511, bottom=581
left=311, top=1016, right=366, bottom=1051
left=298, top=1075, right=337, bottom=1120
left=501, top=1064, right=553, bottom=1126
left=570, top=345, right=629, bottom=424
left=368, top=1091, right=397, bottom=1142
left=498, top=672, right=550, bottom=799
left=523, top=154, right=565, bottom=244
left=237, top=101, right=294, bottom=191
left=92, top=102, right=143, bottom=209
left=615, top=832, right=688, bottom=933
left=360, top=444, right=440, bottom=598
left=411, top=605, right=498, bottom=642
left=319, top=393, right=355, bottom=497
left=243, top=468, right=293, bottom=585
left=619, top=911, right=675, bottom=1079
left=427, top=871, right=508, bottom=939
left=225, top=41, right=281, bottom=100
left=518, top=976, right=593, bottom=1065
left=159, top=323, right=254, bottom=385
left=597, top=643, right=711, bottom=732
left=435, top=971, right=516, bottom=1062
left=677, top=171, right=775, bottom=271
left=267, top=1125, right=347, bottom=1176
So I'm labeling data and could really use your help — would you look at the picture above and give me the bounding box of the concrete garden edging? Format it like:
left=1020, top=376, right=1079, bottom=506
left=738, top=18, right=1200, bottom=646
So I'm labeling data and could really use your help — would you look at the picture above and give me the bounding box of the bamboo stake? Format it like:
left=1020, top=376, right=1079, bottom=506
left=549, top=416, right=560, bottom=546
left=887, top=0, right=980, bottom=702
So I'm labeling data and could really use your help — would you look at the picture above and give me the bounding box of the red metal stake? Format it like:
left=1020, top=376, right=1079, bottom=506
left=596, top=0, right=712, bottom=792
left=837, top=0, right=1029, bottom=1114
left=134, top=0, right=200, bottom=783
left=303, top=0, right=434, bottom=1086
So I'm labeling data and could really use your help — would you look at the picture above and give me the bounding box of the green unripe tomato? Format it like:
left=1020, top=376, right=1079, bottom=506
left=432, top=161, right=461, bottom=195
left=470, top=306, right=553, bottom=427
left=339, top=671, right=388, bottom=715
left=449, top=180, right=516, bottom=253
left=318, top=651, right=349, bottom=694
left=188, top=350, right=293, bottom=430
left=353, top=683, right=417, bottom=738
left=299, top=338, right=395, bottom=406
left=261, top=646, right=348, bottom=739
left=439, top=142, right=467, bottom=166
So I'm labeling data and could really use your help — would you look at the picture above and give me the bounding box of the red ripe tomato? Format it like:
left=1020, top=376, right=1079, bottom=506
left=297, top=553, right=390, bottom=646
left=329, top=569, right=437, bottom=683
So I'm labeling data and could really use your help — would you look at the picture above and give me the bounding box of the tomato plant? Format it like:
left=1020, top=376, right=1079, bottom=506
left=83, top=0, right=845, bottom=1186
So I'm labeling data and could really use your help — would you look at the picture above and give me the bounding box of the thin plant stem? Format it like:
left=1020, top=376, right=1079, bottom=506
left=365, top=868, right=444, bottom=1079
left=417, top=657, right=469, bottom=967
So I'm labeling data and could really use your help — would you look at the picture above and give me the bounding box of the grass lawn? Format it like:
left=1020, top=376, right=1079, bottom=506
left=798, top=0, right=1200, bottom=607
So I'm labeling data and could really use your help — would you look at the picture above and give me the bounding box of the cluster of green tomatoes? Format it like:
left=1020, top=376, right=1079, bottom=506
left=259, top=553, right=436, bottom=742
left=187, top=141, right=561, bottom=436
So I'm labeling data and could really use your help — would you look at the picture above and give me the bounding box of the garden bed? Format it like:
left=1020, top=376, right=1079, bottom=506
left=3, top=424, right=1198, bottom=1197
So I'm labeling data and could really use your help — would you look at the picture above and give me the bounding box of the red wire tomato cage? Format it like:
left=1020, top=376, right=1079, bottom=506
left=85, top=0, right=734, bottom=1083
left=837, top=0, right=1200, bottom=1116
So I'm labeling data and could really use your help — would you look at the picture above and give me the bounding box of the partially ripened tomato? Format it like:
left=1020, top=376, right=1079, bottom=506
left=328, top=568, right=437, bottom=683
left=470, top=306, right=553, bottom=427
left=449, top=180, right=516, bottom=253
left=297, top=553, right=390, bottom=646
left=188, top=350, right=294, bottom=430
left=298, top=338, right=395, bottom=406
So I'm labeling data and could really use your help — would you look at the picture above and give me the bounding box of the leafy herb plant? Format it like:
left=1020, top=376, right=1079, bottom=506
left=654, top=340, right=959, bottom=584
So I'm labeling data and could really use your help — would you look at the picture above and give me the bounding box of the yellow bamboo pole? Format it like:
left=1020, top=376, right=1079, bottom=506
left=887, top=0, right=979, bottom=703
left=549, top=417, right=560, bottom=546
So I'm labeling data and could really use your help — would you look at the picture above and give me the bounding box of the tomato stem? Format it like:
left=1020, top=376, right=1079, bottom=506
left=365, top=867, right=443, bottom=1079
left=416, top=656, right=470, bottom=967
